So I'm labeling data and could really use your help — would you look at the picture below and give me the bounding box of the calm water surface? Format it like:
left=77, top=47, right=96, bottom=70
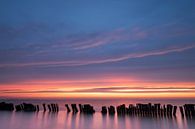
left=0, top=99, right=195, bottom=129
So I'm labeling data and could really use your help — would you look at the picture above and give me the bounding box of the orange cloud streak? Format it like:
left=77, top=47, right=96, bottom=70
left=0, top=78, right=195, bottom=99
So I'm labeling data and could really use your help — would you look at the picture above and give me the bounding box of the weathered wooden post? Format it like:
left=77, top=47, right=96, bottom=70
left=167, top=104, right=173, bottom=116
left=0, top=102, right=14, bottom=111
left=65, top=104, right=71, bottom=112
left=56, top=103, right=59, bottom=112
left=36, top=105, right=39, bottom=112
left=179, top=106, right=184, bottom=118
left=79, top=104, right=83, bottom=112
left=71, top=104, right=78, bottom=113
left=108, top=106, right=115, bottom=114
left=173, top=106, right=177, bottom=116
left=48, top=104, right=51, bottom=112
left=83, top=104, right=95, bottom=113
left=43, top=103, right=46, bottom=112
left=101, top=106, right=107, bottom=114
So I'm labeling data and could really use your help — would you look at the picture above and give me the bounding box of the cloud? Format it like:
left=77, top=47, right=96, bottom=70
left=25, top=27, right=147, bottom=54
left=41, top=25, right=195, bottom=52
left=65, top=24, right=195, bottom=51
left=0, top=44, right=194, bottom=68
left=1, top=23, right=195, bottom=70
left=1, top=86, right=195, bottom=94
left=68, top=28, right=147, bottom=50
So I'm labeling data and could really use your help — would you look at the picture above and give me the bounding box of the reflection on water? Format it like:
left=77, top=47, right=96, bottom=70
left=0, top=111, right=195, bottom=129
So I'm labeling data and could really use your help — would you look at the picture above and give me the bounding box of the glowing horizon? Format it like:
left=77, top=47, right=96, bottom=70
left=1, top=79, right=195, bottom=99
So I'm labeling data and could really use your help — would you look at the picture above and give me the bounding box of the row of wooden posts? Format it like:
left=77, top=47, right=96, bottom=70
left=0, top=102, right=195, bottom=118
left=102, top=104, right=178, bottom=117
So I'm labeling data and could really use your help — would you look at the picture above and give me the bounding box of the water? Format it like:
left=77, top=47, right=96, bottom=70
left=0, top=98, right=195, bottom=129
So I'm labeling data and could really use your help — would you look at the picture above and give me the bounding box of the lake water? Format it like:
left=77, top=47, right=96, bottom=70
left=0, top=98, right=195, bottom=129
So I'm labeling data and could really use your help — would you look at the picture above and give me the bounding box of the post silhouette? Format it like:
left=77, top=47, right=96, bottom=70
left=0, top=102, right=14, bottom=111
left=43, top=104, right=46, bottom=112
left=108, top=106, right=115, bottom=114
left=101, top=106, right=107, bottom=114
left=71, top=104, right=78, bottom=113
left=65, top=104, right=71, bottom=112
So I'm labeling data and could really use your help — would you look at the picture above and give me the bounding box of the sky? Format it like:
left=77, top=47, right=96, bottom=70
left=0, top=0, right=195, bottom=99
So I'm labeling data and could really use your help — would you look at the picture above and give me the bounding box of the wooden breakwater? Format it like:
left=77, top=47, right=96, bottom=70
left=103, top=103, right=177, bottom=117
left=0, top=102, right=195, bottom=118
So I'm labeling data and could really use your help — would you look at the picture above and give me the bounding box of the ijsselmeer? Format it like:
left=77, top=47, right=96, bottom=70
left=0, top=1, right=195, bottom=129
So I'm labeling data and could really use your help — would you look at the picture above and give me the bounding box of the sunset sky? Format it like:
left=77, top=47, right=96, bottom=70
left=0, top=0, right=195, bottom=99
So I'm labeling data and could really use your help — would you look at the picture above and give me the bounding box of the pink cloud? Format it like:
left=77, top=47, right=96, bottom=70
left=68, top=27, right=148, bottom=50
left=0, top=44, right=194, bottom=68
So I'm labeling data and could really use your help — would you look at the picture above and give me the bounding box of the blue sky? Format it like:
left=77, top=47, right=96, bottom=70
left=0, top=0, right=195, bottom=89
